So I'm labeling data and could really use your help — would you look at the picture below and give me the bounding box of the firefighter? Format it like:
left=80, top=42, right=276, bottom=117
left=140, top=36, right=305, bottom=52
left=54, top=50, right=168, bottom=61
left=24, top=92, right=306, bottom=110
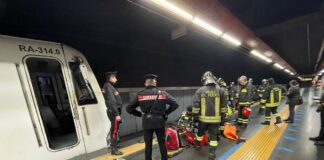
left=192, top=71, right=227, bottom=160
left=257, top=79, right=269, bottom=115
left=178, top=105, right=194, bottom=129
left=235, top=75, right=253, bottom=127
left=260, top=78, right=286, bottom=125
left=126, top=74, right=179, bottom=160
left=102, top=71, right=123, bottom=155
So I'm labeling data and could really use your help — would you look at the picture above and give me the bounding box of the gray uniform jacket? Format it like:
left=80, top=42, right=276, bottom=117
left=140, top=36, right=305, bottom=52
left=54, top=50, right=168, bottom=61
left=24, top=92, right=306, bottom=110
left=287, top=86, right=300, bottom=104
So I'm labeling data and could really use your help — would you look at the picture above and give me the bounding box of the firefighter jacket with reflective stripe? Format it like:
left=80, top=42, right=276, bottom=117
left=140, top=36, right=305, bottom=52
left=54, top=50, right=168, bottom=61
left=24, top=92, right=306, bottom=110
left=235, top=84, right=253, bottom=105
left=257, top=85, right=266, bottom=95
left=177, top=111, right=194, bottom=127
left=261, top=84, right=286, bottom=107
left=192, top=84, right=227, bottom=123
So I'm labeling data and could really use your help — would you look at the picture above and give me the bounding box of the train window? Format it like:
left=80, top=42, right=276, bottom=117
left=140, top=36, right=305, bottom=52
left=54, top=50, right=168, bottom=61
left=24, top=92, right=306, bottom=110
left=26, top=57, right=78, bottom=150
left=69, top=62, right=97, bottom=105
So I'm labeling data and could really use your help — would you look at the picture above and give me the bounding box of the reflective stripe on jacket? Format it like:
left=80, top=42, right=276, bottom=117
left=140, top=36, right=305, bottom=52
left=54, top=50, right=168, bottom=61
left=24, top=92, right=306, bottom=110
left=261, top=84, right=286, bottom=107
left=192, top=84, right=227, bottom=123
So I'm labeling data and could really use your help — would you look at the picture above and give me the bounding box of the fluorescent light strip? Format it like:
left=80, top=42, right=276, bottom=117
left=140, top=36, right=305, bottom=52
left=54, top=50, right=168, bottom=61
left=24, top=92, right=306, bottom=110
left=284, top=69, right=290, bottom=73
left=151, top=0, right=193, bottom=20
left=273, top=63, right=284, bottom=70
left=250, top=50, right=272, bottom=63
left=191, top=17, right=222, bottom=36
left=222, top=34, right=241, bottom=46
left=151, top=0, right=245, bottom=47
left=151, top=0, right=223, bottom=36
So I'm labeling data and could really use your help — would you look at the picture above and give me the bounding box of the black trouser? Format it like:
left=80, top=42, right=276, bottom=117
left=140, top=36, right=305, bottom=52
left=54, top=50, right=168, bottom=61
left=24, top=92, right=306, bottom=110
left=264, top=106, right=279, bottom=122
left=238, top=105, right=249, bottom=125
left=144, top=127, right=167, bottom=160
left=220, top=113, right=226, bottom=132
left=196, top=123, right=219, bottom=148
left=288, top=102, right=296, bottom=121
left=259, top=99, right=266, bottom=110
left=318, top=111, right=324, bottom=140
left=107, top=111, right=119, bottom=148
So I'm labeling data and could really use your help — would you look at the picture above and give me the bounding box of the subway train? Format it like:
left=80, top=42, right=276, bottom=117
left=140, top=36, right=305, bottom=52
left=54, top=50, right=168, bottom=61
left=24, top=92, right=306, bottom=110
left=0, top=35, right=110, bottom=160
left=0, top=35, right=199, bottom=160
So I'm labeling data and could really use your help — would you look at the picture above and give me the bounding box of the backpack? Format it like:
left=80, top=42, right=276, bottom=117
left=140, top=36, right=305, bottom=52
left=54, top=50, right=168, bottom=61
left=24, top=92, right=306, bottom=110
left=165, top=125, right=183, bottom=150
left=185, top=132, right=208, bottom=145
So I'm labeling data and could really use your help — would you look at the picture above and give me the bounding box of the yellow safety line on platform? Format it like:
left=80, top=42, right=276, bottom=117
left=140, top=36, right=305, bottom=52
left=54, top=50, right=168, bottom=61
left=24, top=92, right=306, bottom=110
left=93, top=141, right=157, bottom=160
left=228, top=105, right=294, bottom=160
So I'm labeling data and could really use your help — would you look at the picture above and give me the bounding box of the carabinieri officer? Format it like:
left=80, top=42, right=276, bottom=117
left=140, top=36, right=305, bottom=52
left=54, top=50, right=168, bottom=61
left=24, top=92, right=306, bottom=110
left=102, top=71, right=123, bottom=155
left=127, top=74, right=179, bottom=160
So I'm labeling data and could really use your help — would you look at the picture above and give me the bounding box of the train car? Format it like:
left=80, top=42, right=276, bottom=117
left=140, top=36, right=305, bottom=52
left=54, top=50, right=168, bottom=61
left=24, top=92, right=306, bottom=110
left=0, top=35, right=110, bottom=160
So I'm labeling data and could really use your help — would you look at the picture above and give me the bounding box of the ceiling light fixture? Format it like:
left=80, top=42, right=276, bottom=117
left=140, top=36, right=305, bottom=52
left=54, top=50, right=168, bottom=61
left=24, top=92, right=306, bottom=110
left=273, top=63, right=284, bottom=70
left=222, top=34, right=241, bottom=46
left=191, top=17, right=223, bottom=36
left=284, top=69, right=292, bottom=74
left=150, top=0, right=244, bottom=47
left=250, top=50, right=272, bottom=63
left=150, top=0, right=193, bottom=20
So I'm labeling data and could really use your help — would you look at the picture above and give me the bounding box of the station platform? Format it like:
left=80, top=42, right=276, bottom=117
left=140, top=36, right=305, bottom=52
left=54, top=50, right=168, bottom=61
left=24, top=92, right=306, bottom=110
left=94, top=88, right=324, bottom=160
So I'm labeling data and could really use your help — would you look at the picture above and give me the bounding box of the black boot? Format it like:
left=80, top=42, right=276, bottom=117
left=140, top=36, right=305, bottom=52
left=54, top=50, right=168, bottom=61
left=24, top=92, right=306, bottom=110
left=310, top=128, right=324, bottom=141
left=318, top=128, right=324, bottom=140
left=309, top=137, right=321, bottom=141
left=258, top=108, right=264, bottom=115
left=208, top=147, right=217, bottom=160
left=314, top=141, right=324, bottom=146
left=111, top=147, right=123, bottom=155
left=261, top=121, right=270, bottom=125
left=274, top=117, right=282, bottom=125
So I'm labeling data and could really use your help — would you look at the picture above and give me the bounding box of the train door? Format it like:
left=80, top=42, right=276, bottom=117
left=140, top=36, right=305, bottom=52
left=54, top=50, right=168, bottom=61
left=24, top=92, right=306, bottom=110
left=64, top=51, right=110, bottom=155
left=24, top=56, right=87, bottom=158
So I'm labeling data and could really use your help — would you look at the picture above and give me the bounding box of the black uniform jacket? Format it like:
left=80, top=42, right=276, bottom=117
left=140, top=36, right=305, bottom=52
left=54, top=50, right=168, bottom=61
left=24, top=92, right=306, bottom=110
left=127, top=86, right=179, bottom=130
left=103, top=82, right=123, bottom=116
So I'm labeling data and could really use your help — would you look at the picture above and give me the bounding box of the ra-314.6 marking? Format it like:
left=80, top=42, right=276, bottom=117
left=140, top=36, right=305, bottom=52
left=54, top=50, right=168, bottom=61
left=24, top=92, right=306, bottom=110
left=18, top=44, right=61, bottom=55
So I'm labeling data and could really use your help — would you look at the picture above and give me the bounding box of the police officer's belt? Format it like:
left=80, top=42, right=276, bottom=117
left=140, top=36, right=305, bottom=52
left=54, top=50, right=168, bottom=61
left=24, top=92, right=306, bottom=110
left=144, top=113, right=164, bottom=119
